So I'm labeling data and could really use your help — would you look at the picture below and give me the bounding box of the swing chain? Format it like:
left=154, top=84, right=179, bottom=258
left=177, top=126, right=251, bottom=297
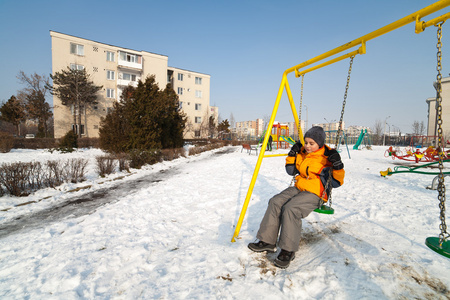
left=299, top=74, right=304, bottom=127
left=321, top=56, right=355, bottom=206
left=290, top=75, right=306, bottom=188
left=335, top=56, right=354, bottom=147
left=435, top=22, right=449, bottom=245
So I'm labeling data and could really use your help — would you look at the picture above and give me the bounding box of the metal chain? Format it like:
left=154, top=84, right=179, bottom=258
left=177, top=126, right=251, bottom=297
left=321, top=56, right=355, bottom=205
left=290, top=75, right=305, bottom=188
left=435, top=23, right=449, bottom=246
left=334, top=56, right=354, bottom=147
left=299, top=74, right=304, bottom=132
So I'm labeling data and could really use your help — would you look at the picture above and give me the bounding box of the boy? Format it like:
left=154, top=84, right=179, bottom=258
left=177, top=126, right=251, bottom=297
left=248, top=126, right=345, bottom=268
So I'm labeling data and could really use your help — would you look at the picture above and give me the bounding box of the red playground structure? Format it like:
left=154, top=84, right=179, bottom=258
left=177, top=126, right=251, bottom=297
left=385, top=146, right=450, bottom=163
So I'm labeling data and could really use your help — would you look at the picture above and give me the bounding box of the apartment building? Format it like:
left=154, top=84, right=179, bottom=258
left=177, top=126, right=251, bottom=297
left=167, top=67, right=217, bottom=138
left=235, top=119, right=265, bottom=140
left=50, top=31, right=216, bottom=139
left=426, top=76, right=450, bottom=138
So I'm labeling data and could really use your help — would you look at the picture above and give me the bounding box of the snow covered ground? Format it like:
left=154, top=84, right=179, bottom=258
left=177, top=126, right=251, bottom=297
left=0, top=145, right=449, bottom=299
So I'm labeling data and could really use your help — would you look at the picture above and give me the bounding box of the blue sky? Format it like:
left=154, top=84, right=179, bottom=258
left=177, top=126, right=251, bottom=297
left=0, top=0, right=449, bottom=133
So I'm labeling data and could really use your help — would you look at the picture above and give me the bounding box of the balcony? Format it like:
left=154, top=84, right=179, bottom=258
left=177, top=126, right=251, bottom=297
left=118, top=51, right=142, bottom=70
left=117, top=79, right=139, bottom=88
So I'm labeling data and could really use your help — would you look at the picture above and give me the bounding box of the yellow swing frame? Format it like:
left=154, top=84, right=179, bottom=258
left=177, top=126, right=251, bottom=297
left=231, top=0, right=450, bottom=242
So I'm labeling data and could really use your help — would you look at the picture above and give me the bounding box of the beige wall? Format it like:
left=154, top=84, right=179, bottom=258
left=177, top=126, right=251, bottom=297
left=168, top=67, right=212, bottom=138
left=427, top=77, right=450, bottom=139
left=50, top=31, right=213, bottom=139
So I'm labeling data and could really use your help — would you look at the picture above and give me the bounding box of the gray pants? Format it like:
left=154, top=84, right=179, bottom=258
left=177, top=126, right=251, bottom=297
left=256, top=186, right=320, bottom=252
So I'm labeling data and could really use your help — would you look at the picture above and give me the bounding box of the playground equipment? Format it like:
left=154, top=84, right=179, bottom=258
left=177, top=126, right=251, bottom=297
left=385, top=145, right=449, bottom=163
left=271, top=122, right=290, bottom=149
left=380, top=159, right=450, bottom=177
left=327, top=130, right=351, bottom=159
left=280, top=135, right=295, bottom=145
left=353, top=129, right=372, bottom=150
left=231, top=1, right=450, bottom=258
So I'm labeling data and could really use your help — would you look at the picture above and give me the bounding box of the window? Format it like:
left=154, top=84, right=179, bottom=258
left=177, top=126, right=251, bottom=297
left=70, top=43, right=84, bottom=56
left=195, top=90, right=202, bottom=98
left=119, top=51, right=140, bottom=63
left=107, top=88, right=115, bottom=98
left=177, top=87, right=183, bottom=95
left=122, top=72, right=137, bottom=81
left=178, top=73, right=183, bottom=81
left=107, top=70, right=115, bottom=80
left=179, top=101, right=183, bottom=109
left=195, top=103, right=201, bottom=110
left=70, top=64, right=84, bottom=70
left=195, top=130, right=201, bottom=137
left=72, top=124, right=85, bottom=135
left=195, top=77, right=202, bottom=85
left=195, top=117, right=202, bottom=124
left=106, top=51, right=115, bottom=62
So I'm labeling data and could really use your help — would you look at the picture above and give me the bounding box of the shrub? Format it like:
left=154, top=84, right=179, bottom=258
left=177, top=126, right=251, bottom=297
left=115, top=153, right=130, bottom=172
left=96, top=155, right=117, bottom=177
left=58, top=130, right=78, bottom=152
left=0, top=132, right=14, bottom=153
left=65, top=158, right=89, bottom=183
left=160, top=148, right=186, bottom=161
left=78, top=137, right=100, bottom=149
left=128, top=149, right=161, bottom=169
left=188, top=142, right=227, bottom=156
left=0, top=162, right=34, bottom=196
left=45, top=160, right=67, bottom=187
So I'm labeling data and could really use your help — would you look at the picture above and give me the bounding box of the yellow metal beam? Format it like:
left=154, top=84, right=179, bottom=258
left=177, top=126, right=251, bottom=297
left=416, top=12, right=450, bottom=33
left=231, top=0, right=450, bottom=242
left=264, top=154, right=288, bottom=158
left=288, top=0, right=450, bottom=76
left=231, top=74, right=288, bottom=242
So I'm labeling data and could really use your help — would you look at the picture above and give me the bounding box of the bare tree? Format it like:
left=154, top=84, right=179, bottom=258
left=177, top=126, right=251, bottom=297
left=229, top=113, right=235, bottom=128
left=411, top=120, right=425, bottom=136
left=372, top=120, right=383, bottom=145
left=16, top=72, right=53, bottom=137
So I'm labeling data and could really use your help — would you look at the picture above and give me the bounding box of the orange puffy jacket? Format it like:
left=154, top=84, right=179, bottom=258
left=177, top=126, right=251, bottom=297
left=285, top=145, right=345, bottom=201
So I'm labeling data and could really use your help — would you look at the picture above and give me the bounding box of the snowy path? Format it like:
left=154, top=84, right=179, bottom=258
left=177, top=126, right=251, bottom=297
left=0, top=146, right=449, bottom=299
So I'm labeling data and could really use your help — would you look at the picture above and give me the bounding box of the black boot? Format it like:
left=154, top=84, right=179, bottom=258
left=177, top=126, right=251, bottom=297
left=248, top=240, right=277, bottom=253
left=274, top=249, right=295, bottom=268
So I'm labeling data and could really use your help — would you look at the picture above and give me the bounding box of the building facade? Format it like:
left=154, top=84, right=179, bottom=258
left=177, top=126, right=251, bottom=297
left=426, top=76, right=450, bottom=139
left=50, top=31, right=216, bottom=139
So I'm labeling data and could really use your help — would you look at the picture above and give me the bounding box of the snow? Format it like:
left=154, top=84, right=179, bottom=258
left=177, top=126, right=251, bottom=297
left=0, top=145, right=450, bottom=299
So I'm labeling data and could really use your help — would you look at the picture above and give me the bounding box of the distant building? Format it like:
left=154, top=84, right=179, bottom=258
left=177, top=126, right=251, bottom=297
left=50, top=31, right=217, bottom=139
left=345, top=125, right=372, bottom=137
left=235, top=120, right=257, bottom=139
left=426, top=76, right=450, bottom=139
left=286, top=120, right=306, bottom=141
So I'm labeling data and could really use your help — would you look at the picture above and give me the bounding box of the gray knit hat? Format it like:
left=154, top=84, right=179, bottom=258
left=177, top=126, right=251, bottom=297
left=304, top=126, right=326, bottom=148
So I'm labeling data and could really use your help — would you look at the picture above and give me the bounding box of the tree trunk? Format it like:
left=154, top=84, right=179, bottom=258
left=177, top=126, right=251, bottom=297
left=73, top=106, right=77, bottom=135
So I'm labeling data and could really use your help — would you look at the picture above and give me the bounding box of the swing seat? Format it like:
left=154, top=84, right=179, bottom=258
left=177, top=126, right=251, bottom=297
left=314, top=205, right=335, bottom=214
left=425, top=237, right=450, bottom=258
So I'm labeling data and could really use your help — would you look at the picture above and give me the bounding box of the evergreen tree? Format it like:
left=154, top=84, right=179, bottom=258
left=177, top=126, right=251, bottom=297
left=99, top=76, right=186, bottom=153
left=0, top=96, right=26, bottom=136
left=159, top=84, right=186, bottom=148
left=25, top=90, right=53, bottom=137
left=217, top=119, right=231, bottom=139
left=48, top=67, right=102, bottom=137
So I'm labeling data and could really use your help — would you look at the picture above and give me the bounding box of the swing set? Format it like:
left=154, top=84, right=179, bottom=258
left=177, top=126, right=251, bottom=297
left=231, top=1, right=450, bottom=259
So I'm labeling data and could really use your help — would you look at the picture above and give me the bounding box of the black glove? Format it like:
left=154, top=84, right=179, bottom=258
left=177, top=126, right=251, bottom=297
left=288, top=141, right=302, bottom=157
left=328, top=149, right=344, bottom=170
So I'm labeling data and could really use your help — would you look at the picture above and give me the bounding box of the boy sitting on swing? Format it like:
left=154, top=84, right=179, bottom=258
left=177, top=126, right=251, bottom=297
left=248, top=126, right=345, bottom=268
